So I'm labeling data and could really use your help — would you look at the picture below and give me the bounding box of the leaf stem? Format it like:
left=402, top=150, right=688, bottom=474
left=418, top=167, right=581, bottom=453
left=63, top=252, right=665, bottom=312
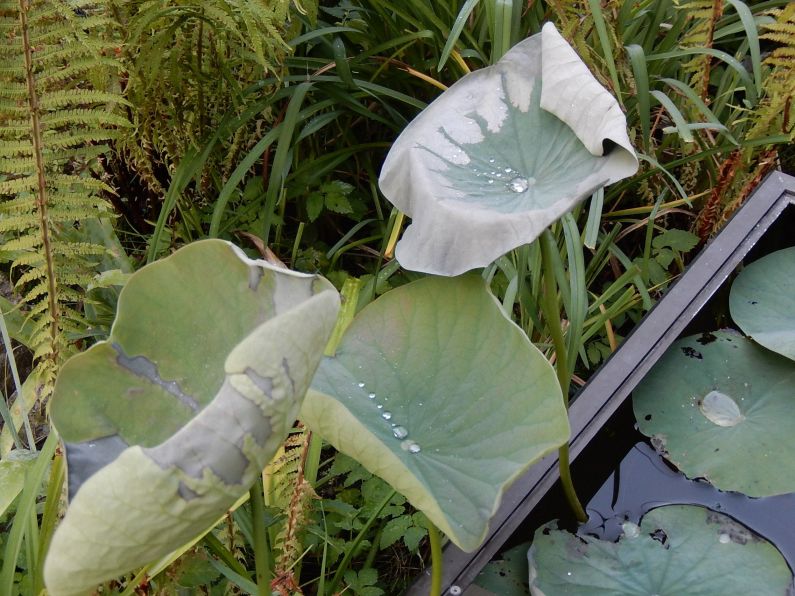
left=250, top=477, right=271, bottom=595
left=539, top=229, right=587, bottom=523
left=427, top=522, right=443, bottom=596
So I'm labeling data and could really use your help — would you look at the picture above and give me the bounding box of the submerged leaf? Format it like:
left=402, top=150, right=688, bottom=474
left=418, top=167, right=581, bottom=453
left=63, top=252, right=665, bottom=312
left=528, top=505, right=792, bottom=595
left=634, top=331, right=795, bottom=496
left=301, top=275, right=569, bottom=551
left=44, top=240, right=340, bottom=596
left=730, top=246, right=795, bottom=361
left=379, top=23, right=637, bottom=276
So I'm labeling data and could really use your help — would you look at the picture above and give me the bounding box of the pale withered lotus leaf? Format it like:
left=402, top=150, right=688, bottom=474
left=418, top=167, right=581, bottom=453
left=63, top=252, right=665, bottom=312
left=300, top=276, right=569, bottom=552
left=528, top=505, right=792, bottom=594
left=378, top=22, right=637, bottom=276
left=730, top=246, right=795, bottom=361
left=44, top=240, right=340, bottom=596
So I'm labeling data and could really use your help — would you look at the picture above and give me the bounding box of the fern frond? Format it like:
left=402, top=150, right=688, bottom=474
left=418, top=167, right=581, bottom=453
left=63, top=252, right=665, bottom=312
left=0, top=0, right=127, bottom=407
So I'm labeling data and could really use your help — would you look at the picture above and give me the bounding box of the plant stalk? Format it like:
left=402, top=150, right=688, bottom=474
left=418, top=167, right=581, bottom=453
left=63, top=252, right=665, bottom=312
left=539, top=229, right=587, bottom=523
left=427, top=522, right=443, bottom=596
left=250, top=478, right=271, bottom=595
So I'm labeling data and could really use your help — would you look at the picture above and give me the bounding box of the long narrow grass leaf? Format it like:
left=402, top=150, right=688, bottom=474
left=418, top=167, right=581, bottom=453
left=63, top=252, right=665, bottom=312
left=725, top=0, right=762, bottom=95
left=588, top=0, right=623, bottom=102
left=659, top=77, right=737, bottom=144
left=583, top=188, right=604, bottom=250
left=439, top=0, right=480, bottom=71
left=650, top=90, right=694, bottom=143
left=625, top=44, right=650, bottom=150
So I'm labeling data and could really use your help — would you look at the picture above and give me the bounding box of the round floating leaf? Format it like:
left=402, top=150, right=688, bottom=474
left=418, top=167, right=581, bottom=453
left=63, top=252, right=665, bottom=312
left=730, top=246, right=795, bottom=361
left=44, top=240, right=339, bottom=596
left=378, top=22, right=637, bottom=276
left=301, top=275, right=569, bottom=551
left=633, top=331, right=795, bottom=496
left=528, top=505, right=792, bottom=595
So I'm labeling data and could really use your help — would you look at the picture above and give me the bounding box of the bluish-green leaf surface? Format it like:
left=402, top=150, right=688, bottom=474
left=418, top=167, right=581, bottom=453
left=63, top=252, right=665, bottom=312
left=730, top=246, right=795, bottom=361
left=633, top=331, right=795, bottom=496
left=528, top=505, right=792, bottom=595
left=379, top=23, right=637, bottom=276
left=44, top=240, right=339, bottom=596
left=301, top=275, right=569, bottom=551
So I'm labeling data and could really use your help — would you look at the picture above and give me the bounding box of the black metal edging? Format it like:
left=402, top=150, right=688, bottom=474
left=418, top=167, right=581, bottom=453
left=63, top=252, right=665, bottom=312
left=408, top=171, right=795, bottom=595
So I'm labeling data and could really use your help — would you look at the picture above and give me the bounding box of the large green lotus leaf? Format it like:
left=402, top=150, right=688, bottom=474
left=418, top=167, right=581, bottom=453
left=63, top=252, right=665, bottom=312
left=301, top=275, right=569, bottom=551
left=44, top=240, right=340, bottom=596
left=730, top=246, right=795, bottom=361
left=633, top=331, right=795, bottom=496
left=527, top=505, right=792, bottom=595
left=378, top=23, right=637, bottom=276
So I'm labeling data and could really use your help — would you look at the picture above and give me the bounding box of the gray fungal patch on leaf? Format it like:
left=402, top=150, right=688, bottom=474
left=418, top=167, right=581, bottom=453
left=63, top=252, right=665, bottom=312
left=706, top=511, right=761, bottom=545
left=112, top=343, right=200, bottom=412
left=65, top=434, right=129, bottom=499
left=245, top=367, right=273, bottom=396
left=143, top=377, right=273, bottom=491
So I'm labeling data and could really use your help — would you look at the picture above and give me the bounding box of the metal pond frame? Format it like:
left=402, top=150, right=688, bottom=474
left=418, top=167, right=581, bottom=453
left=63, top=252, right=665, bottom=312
left=408, top=171, right=795, bottom=595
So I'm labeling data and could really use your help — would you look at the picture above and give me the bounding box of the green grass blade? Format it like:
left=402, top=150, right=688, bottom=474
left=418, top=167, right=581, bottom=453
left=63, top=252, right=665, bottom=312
left=438, top=0, right=480, bottom=71
left=650, top=90, right=694, bottom=143
left=658, top=77, right=737, bottom=144
left=588, top=0, right=623, bottom=102
left=0, top=431, right=57, bottom=594
left=625, top=44, right=650, bottom=151
left=262, top=82, right=313, bottom=244
left=288, top=26, right=360, bottom=48
left=583, top=187, right=604, bottom=250
left=562, top=214, right=586, bottom=377
left=608, top=243, right=651, bottom=310
left=724, top=0, right=762, bottom=96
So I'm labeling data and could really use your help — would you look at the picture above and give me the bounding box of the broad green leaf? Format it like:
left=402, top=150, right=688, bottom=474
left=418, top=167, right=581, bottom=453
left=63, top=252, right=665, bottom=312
left=651, top=228, right=699, bottom=253
left=633, top=331, right=795, bottom=496
left=301, top=276, right=569, bottom=551
left=378, top=22, right=637, bottom=276
left=528, top=505, right=792, bottom=595
left=475, top=542, right=530, bottom=595
left=0, top=449, right=37, bottom=518
left=44, top=239, right=340, bottom=596
left=730, top=247, right=795, bottom=361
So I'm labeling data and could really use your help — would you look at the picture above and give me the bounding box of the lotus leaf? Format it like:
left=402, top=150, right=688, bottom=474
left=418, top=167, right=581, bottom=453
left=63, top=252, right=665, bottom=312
left=378, top=22, right=637, bottom=276
left=633, top=331, right=795, bottom=496
left=730, top=246, right=795, bottom=361
left=301, top=275, right=569, bottom=552
left=528, top=505, right=792, bottom=595
left=44, top=240, right=340, bottom=596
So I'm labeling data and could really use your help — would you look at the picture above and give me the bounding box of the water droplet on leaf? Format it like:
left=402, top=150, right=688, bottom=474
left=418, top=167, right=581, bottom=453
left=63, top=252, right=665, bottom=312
left=392, top=426, right=408, bottom=439
left=382, top=411, right=393, bottom=420
left=699, top=390, right=744, bottom=427
left=507, top=176, right=531, bottom=193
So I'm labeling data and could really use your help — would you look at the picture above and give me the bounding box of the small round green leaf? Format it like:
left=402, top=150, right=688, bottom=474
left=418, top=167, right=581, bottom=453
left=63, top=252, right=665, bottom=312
left=633, top=331, right=795, bottom=496
left=301, top=275, right=569, bottom=551
left=730, top=247, right=795, bottom=361
left=528, top=505, right=792, bottom=595
left=44, top=240, right=339, bottom=596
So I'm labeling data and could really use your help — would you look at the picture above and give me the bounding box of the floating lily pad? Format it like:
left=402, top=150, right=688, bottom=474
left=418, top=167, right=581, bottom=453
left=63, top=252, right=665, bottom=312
left=44, top=240, right=339, bottom=596
left=378, top=23, right=636, bottom=276
left=730, top=246, right=795, bottom=361
left=475, top=542, right=531, bottom=595
left=301, top=275, right=569, bottom=552
left=633, top=331, right=795, bottom=496
left=528, top=505, right=792, bottom=595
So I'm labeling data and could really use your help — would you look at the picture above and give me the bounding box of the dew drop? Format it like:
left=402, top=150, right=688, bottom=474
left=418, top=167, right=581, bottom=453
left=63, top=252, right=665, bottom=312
left=504, top=167, right=513, bottom=173
left=401, top=439, right=421, bottom=453
left=392, top=426, right=408, bottom=439
left=699, top=390, right=744, bottom=427
left=622, top=521, right=641, bottom=538
left=368, top=392, right=376, bottom=399
left=507, top=176, right=533, bottom=193
left=357, top=382, right=365, bottom=388
left=377, top=404, right=383, bottom=410
left=487, top=179, right=494, bottom=184
left=488, top=158, right=495, bottom=163
left=718, top=533, right=731, bottom=544
left=382, top=411, right=393, bottom=420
